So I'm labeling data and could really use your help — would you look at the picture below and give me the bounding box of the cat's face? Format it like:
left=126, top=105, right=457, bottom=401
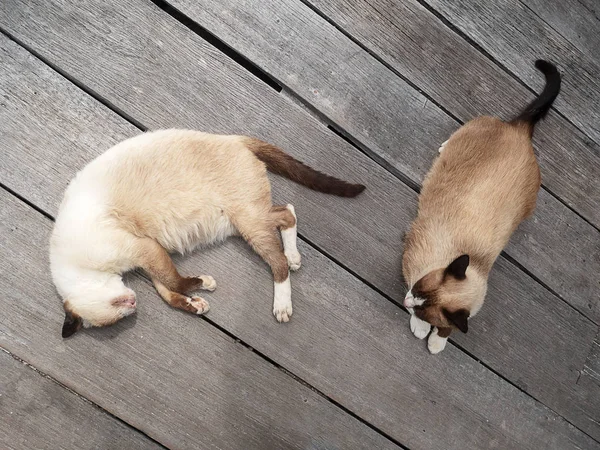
left=403, top=255, right=477, bottom=333
left=62, top=282, right=137, bottom=337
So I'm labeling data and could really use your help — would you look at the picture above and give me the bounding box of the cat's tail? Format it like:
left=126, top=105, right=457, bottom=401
left=510, top=60, right=561, bottom=136
left=243, top=138, right=366, bottom=197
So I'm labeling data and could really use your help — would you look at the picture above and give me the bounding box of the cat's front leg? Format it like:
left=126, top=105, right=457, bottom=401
left=409, top=311, right=431, bottom=339
left=428, top=327, right=452, bottom=354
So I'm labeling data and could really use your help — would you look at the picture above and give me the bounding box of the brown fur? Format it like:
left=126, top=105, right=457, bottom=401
left=403, top=117, right=541, bottom=333
left=244, top=138, right=366, bottom=197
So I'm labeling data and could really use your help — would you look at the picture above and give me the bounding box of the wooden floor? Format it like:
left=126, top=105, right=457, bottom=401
left=1, top=0, right=599, bottom=449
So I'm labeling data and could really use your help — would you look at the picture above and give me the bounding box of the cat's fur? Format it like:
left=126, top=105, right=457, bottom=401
left=50, top=129, right=365, bottom=337
left=402, top=60, right=561, bottom=354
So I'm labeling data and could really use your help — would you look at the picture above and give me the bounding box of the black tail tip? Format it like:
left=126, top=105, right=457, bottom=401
left=534, top=59, right=558, bottom=75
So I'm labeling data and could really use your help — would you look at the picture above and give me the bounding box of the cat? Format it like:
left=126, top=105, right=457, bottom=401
left=402, top=60, right=561, bottom=354
left=50, top=129, right=365, bottom=337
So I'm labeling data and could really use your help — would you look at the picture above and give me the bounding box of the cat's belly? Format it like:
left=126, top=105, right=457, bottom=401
left=154, top=210, right=237, bottom=254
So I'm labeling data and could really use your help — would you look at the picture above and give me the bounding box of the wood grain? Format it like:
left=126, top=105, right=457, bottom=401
left=2, top=179, right=597, bottom=450
left=0, top=0, right=597, bottom=323
left=161, top=0, right=600, bottom=321
left=0, top=191, right=398, bottom=450
left=424, top=0, right=600, bottom=144
left=0, top=351, right=162, bottom=450
left=520, top=0, right=600, bottom=60
left=297, top=0, right=600, bottom=230
left=0, top=29, right=599, bottom=445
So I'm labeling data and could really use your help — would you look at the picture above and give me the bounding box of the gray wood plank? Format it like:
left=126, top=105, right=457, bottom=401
left=0, top=23, right=599, bottom=446
left=520, top=0, right=600, bottom=60
left=0, top=191, right=397, bottom=450
left=423, top=0, right=600, bottom=144
left=164, top=0, right=600, bottom=323
left=582, top=332, right=600, bottom=387
left=0, top=0, right=597, bottom=327
left=297, top=0, right=600, bottom=231
left=1, top=180, right=597, bottom=450
left=0, top=350, right=162, bottom=450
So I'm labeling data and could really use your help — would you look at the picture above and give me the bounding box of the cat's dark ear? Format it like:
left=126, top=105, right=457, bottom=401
left=62, top=310, right=82, bottom=338
left=443, top=308, right=469, bottom=333
left=445, top=254, right=469, bottom=280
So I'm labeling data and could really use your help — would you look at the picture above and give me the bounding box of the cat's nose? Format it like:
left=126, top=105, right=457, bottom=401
left=403, top=295, right=415, bottom=308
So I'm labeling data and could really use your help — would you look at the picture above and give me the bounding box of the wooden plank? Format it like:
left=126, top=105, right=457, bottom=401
left=519, top=0, right=600, bottom=60
left=1, top=185, right=597, bottom=450
left=0, top=350, right=161, bottom=450
left=0, top=191, right=397, bottom=450
left=290, top=0, right=600, bottom=231
left=423, top=0, right=600, bottom=145
left=161, top=0, right=600, bottom=322
left=0, top=25, right=598, bottom=447
left=0, top=0, right=597, bottom=328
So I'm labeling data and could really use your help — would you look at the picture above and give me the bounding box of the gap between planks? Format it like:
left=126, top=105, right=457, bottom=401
left=0, top=346, right=168, bottom=450
left=1, top=14, right=598, bottom=444
left=0, top=182, right=407, bottom=450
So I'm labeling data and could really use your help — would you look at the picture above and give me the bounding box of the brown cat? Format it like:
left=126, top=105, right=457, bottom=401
left=402, top=60, right=561, bottom=354
left=50, top=130, right=365, bottom=337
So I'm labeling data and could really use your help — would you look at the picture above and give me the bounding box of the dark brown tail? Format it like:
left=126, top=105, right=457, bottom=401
left=244, top=138, right=366, bottom=197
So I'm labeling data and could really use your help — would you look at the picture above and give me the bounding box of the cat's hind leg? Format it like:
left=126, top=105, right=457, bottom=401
left=133, top=238, right=215, bottom=315
left=232, top=214, right=292, bottom=322
left=271, top=204, right=301, bottom=271
left=438, top=139, right=449, bottom=153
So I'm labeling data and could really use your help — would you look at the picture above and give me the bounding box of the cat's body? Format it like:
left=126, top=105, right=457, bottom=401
left=51, top=129, right=364, bottom=337
left=402, top=60, right=561, bottom=354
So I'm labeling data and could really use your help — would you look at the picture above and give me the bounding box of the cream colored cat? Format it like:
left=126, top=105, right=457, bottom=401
left=51, top=130, right=365, bottom=337
left=402, top=60, right=561, bottom=354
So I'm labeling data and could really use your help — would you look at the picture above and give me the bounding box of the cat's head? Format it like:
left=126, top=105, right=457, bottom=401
left=61, top=278, right=137, bottom=338
left=403, top=255, right=485, bottom=333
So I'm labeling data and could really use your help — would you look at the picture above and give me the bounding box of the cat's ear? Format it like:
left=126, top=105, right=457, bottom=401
left=62, top=310, right=83, bottom=338
left=445, top=254, right=469, bottom=280
left=443, top=308, right=469, bottom=333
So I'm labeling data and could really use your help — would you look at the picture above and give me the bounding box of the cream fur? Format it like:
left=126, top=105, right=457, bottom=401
left=50, top=129, right=363, bottom=334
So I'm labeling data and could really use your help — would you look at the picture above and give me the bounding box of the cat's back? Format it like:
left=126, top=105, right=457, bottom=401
left=421, top=117, right=540, bottom=216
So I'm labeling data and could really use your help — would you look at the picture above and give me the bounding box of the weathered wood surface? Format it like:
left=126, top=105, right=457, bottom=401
left=424, top=0, right=600, bottom=145
left=1, top=0, right=598, bottom=324
left=520, top=0, right=600, bottom=60
left=164, top=0, right=600, bottom=322
left=0, top=16, right=599, bottom=447
left=300, top=0, right=600, bottom=230
left=0, top=351, right=161, bottom=450
left=2, top=182, right=597, bottom=450
left=0, top=191, right=398, bottom=450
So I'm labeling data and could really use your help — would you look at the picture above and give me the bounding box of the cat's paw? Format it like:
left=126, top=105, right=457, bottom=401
left=410, top=314, right=431, bottom=339
left=186, top=296, right=210, bottom=315
left=438, top=139, right=449, bottom=153
left=273, top=303, right=293, bottom=322
left=285, top=249, right=302, bottom=271
left=198, top=275, right=217, bottom=291
left=428, top=330, right=447, bottom=354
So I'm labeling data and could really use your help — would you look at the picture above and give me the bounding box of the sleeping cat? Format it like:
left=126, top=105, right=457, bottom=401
left=51, top=130, right=365, bottom=337
left=402, top=60, right=561, bottom=354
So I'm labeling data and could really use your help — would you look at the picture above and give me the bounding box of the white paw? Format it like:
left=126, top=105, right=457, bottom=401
left=273, top=301, right=293, bottom=323
left=410, top=314, right=431, bottom=339
left=438, top=139, right=449, bottom=153
left=428, top=331, right=447, bottom=354
left=273, top=278, right=292, bottom=323
left=198, top=275, right=217, bottom=291
left=187, top=296, right=210, bottom=315
left=285, top=249, right=302, bottom=271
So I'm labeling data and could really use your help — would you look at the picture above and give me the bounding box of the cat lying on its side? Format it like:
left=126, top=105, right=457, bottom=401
left=402, top=60, right=561, bottom=354
left=50, top=130, right=365, bottom=337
